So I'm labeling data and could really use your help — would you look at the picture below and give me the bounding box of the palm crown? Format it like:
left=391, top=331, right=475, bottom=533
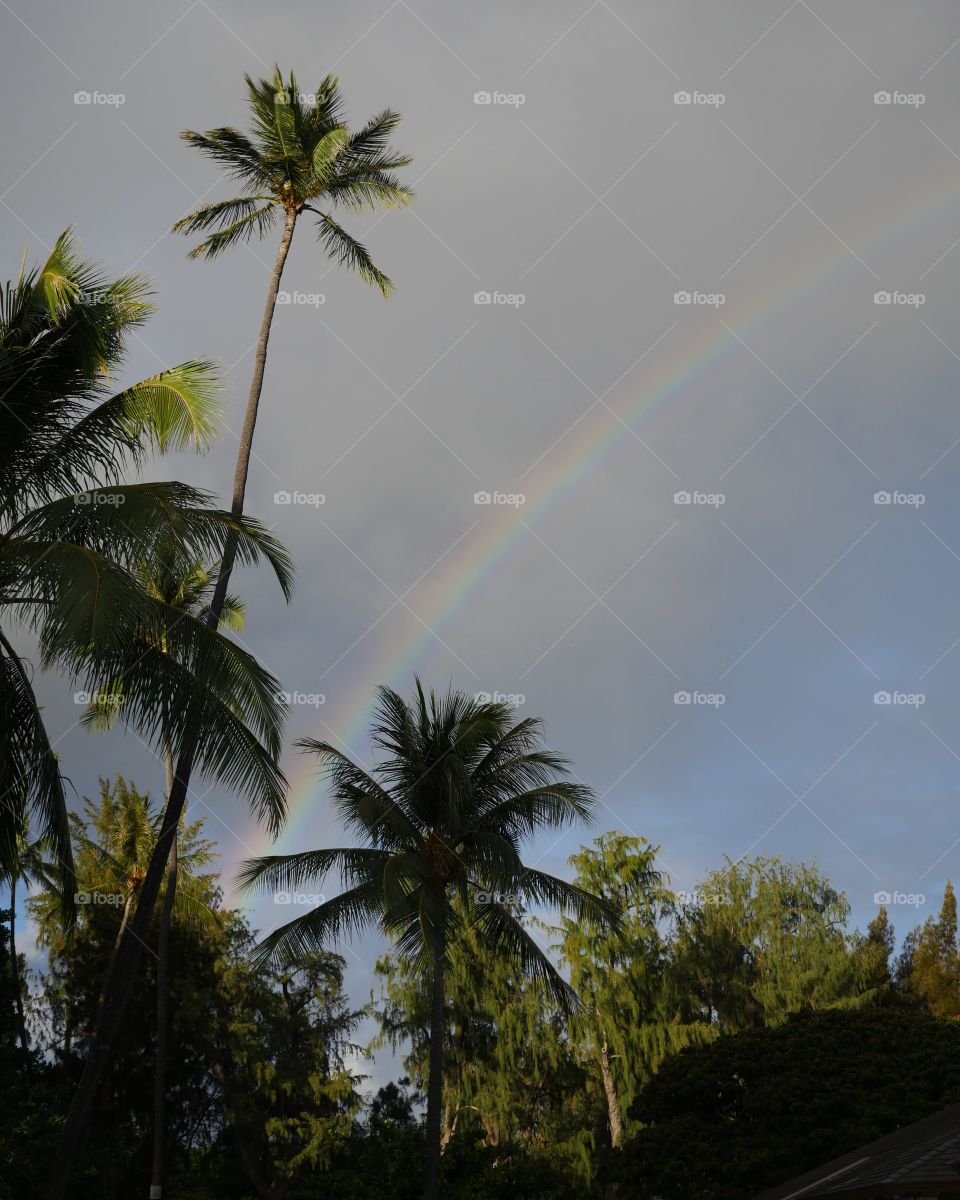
left=173, top=67, right=413, bottom=294
left=0, top=233, right=294, bottom=891
left=239, top=681, right=618, bottom=1008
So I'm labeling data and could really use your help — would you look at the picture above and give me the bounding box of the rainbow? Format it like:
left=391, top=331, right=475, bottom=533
left=254, top=152, right=960, bottom=861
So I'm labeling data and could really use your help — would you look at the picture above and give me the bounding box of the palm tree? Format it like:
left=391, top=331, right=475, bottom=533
left=172, top=66, right=412, bottom=609
left=0, top=232, right=293, bottom=908
left=86, top=551, right=243, bottom=1200
left=0, top=236, right=292, bottom=1200
left=239, top=681, right=618, bottom=1200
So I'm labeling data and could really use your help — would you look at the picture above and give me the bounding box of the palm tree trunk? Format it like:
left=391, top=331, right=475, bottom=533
left=9, top=874, right=28, bottom=1052
left=46, top=767, right=188, bottom=1200
left=47, top=212, right=298, bottom=1200
left=94, top=889, right=136, bottom=1028
left=150, top=748, right=177, bottom=1200
left=423, top=949, right=445, bottom=1200
left=208, top=207, right=297, bottom=613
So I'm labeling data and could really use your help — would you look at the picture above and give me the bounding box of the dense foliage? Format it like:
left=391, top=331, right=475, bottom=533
left=4, top=774, right=960, bottom=1200
left=614, top=1005, right=960, bottom=1199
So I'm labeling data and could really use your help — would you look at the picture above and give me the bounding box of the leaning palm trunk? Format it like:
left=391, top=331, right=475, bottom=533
left=424, top=949, right=446, bottom=1200
left=150, top=830, right=177, bottom=1199
left=207, top=209, right=296, bottom=615
left=150, top=748, right=178, bottom=1200
left=46, top=193, right=294, bottom=1200
left=48, top=767, right=188, bottom=1200
left=94, top=888, right=137, bottom=1030
left=9, top=875, right=28, bottom=1052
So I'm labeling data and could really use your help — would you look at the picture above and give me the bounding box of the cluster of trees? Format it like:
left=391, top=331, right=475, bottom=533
left=5, top=61, right=960, bottom=1200
left=6, top=774, right=960, bottom=1200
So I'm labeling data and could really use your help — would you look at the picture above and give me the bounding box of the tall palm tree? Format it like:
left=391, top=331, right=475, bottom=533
left=48, top=69, right=410, bottom=1195
left=86, top=551, right=243, bottom=1200
left=172, top=65, right=412, bottom=607
left=0, top=236, right=291, bottom=1200
left=239, top=682, right=618, bottom=1200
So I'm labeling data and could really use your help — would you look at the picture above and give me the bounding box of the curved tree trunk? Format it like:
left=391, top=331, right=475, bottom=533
left=9, top=874, right=28, bottom=1052
left=95, top=889, right=137, bottom=1027
left=46, top=210, right=298, bottom=1200
left=150, top=747, right=177, bottom=1199
left=423, top=950, right=445, bottom=1200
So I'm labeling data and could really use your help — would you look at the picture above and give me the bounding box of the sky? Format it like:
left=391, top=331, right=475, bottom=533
left=4, top=0, right=960, bottom=1082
